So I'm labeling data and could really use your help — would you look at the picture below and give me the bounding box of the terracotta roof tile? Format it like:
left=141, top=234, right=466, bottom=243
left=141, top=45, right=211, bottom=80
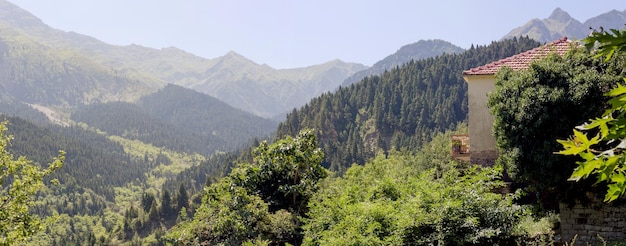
left=463, top=37, right=573, bottom=76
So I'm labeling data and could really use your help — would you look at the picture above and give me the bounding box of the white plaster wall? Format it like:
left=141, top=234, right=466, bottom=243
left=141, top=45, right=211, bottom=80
left=464, top=75, right=497, bottom=155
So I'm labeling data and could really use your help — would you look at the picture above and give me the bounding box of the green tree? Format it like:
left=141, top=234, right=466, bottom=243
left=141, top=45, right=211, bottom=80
left=141, top=192, right=155, bottom=213
left=0, top=121, right=64, bottom=244
left=488, top=45, right=624, bottom=207
left=234, top=129, right=327, bottom=215
left=166, top=129, right=327, bottom=245
left=160, top=190, right=172, bottom=218
left=558, top=28, right=626, bottom=202
left=176, top=183, right=189, bottom=211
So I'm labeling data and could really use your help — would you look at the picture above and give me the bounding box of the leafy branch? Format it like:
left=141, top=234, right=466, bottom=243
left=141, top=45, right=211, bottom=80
left=557, top=27, right=626, bottom=202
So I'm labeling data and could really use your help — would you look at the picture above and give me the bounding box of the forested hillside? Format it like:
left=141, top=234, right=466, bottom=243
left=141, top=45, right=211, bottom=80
left=137, top=84, right=277, bottom=146
left=341, top=39, right=465, bottom=86
left=2, top=113, right=214, bottom=244
left=277, top=37, right=542, bottom=173
left=4, top=116, right=151, bottom=201
left=71, top=85, right=276, bottom=156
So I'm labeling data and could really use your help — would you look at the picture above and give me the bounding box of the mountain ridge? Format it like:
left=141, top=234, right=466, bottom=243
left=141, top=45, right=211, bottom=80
left=341, top=39, right=464, bottom=86
left=503, top=8, right=626, bottom=42
left=0, top=0, right=367, bottom=118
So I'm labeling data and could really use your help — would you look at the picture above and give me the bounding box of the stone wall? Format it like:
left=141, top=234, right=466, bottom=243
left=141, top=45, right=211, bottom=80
left=469, top=150, right=497, bottom=167
left=559, top=202, right=626, bottom=244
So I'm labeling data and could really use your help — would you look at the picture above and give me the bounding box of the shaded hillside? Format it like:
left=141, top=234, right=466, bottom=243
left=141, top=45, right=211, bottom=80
left=4, top=116, right=151, bottom=201
left=72, top=85, right=277, bottom=156
left=342, top=39, right=465, bottom=86
left=71, top=102, right=227, bottom=156
left=0, top=97, right=50, bottom=125
left=503, top=8, right=626, bottom=42
left=277, top=37, right=542, bottom=173
left=137, top=84, right=277, bottom=147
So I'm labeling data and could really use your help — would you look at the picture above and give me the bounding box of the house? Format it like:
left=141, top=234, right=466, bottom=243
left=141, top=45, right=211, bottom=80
left=460, top=37, right=572, bottom=166
left=461, top=37, right=626, bottom=243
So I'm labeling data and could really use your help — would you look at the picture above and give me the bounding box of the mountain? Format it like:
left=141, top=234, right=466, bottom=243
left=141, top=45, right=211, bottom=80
left=585, top=9, right=626, bottom=32
left=277, top=37, right=542, bottom=173
left=137, top=84, right=277, bottom=148
left=503, top=8, right=626, bottom=42
left=189, top=52, right=367, bottom=118
left=0, top=25, right=155, bottom=107
left=72, top=85, right=277, bottom=156
left=0, top=0, right=366, bottom=119
left=342, top=39, right=465, bottom=86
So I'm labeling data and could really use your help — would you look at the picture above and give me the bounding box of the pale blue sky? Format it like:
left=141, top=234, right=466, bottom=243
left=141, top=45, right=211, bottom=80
left=8, top=1, right=626, bottom=68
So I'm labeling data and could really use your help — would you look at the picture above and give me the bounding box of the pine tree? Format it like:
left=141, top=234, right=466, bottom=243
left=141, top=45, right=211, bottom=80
left=176, top=183, right=189, bottom=211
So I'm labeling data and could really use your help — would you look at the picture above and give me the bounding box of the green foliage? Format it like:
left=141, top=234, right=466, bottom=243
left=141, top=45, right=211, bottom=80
left=166, top=180, right=271, bottom=245
left=0, top=121, right=63, bottom=244
left=557, top=28, right=626, bottom=202
left=584, top=28, right=626, bottom=62
left=488, top=45, right=625, bottom=206
left=302, top=131, right=530, bottom=246
left=277, top=37, right=542, bottom=174
left=166, top=129, right=327, bottom=245
left=233, top=129, right=327, bottom=215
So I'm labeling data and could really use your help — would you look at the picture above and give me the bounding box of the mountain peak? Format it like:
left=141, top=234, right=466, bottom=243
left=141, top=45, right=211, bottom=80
left=0, top=0, right=47, bottom=30
left=225, top=50, right=243, bottom=57
left=548, top=8, right=572, bottom=22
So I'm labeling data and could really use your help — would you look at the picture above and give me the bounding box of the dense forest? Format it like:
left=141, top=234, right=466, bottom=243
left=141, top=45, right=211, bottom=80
left=72, top=84, right=277, bottom=156
left=277, top=37, right=542, bottom=173
left=5, top=116, right=148, bottom=201
left=161, top=37, right=542, bottom=199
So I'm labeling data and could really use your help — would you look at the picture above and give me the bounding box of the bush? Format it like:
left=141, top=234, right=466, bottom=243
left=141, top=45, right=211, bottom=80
left=303, top=132, right=534, bottom=245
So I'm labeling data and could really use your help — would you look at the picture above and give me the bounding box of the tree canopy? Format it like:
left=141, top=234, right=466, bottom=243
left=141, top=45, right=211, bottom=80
left=165, top=129, right=327, bottom=245
left=0, top=121, right=63, bottom=244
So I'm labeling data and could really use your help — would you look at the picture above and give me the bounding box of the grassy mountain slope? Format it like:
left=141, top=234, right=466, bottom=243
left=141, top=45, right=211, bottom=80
left=0, top=26, right=153, bottom=107
left=191, top=52, right=367, bottom=118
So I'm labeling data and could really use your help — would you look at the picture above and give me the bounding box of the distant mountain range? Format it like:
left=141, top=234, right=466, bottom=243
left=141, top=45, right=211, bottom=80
left=502, top=8, right=626, bottom=43
left=187, top=51, right=367, bottom=118
left=341, top=39, right=464, bottom=86
left=0, top=0, right=624, bottom=121
left=0, top=0, right=366, bottom=118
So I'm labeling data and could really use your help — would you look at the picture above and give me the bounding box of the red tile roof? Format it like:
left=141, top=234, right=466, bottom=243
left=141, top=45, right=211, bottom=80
left=463, top=37, right=573, bottom=76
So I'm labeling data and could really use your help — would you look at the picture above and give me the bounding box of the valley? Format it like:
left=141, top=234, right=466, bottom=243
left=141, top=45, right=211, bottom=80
left=0, top=1, right=624, bottom=245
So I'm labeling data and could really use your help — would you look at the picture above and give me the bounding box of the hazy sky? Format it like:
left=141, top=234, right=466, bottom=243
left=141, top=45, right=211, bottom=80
left=8, top=1, right=626, bottom=68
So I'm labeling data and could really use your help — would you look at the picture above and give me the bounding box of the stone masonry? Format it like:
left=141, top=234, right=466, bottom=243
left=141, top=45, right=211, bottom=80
left=469, top=150, right=497, bottom=167
left=559, top=202, right=626, bottom=244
